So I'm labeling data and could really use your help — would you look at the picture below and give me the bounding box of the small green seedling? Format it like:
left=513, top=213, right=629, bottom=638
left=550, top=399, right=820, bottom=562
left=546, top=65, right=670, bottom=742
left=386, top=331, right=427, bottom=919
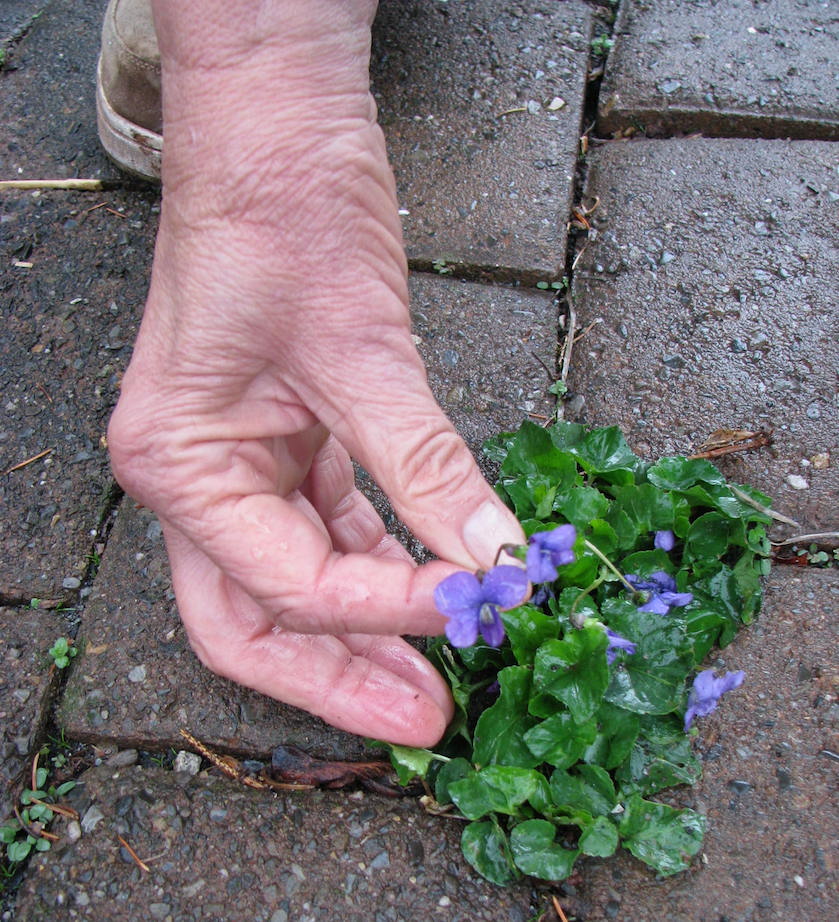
left=0, top=762, right=76, bottom=866
left=47, top=637, right=77, bottom=669
left=591, top=35, right=614, bottom=57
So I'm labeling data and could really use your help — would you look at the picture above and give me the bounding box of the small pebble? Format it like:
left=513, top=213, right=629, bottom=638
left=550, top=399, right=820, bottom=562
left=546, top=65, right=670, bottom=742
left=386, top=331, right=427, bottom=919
left=127, top=665, right=147, bottom=683
left=793, top=875, right=804, bottom=887
left=811, top=452, right=830, bottom=469
left=805, top=403, right=821, bottom=420
left=80, top=805, right=105, bottom=833
left=106, top=749, right=139, bottom=768
left=62, top=577, right=81, bottom=590
left=786, top=474, right=809, bottom=490
left=66, top=820, right=82, bottom=844
left=173, top=750, right=202, bottom=775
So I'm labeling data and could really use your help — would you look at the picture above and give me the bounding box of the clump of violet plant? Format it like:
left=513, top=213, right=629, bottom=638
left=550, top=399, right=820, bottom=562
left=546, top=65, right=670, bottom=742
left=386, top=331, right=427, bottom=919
left=377, top=421, right=771, bottom=887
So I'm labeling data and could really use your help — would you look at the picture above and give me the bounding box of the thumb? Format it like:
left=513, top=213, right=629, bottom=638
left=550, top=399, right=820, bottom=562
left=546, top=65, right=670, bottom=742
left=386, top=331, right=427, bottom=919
left=330, top=364, right=525, bottom=570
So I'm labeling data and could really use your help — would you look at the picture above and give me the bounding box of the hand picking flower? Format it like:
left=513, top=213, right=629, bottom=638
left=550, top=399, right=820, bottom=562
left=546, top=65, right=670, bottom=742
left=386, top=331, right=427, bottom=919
left=433, top=565, right=529, bottom=648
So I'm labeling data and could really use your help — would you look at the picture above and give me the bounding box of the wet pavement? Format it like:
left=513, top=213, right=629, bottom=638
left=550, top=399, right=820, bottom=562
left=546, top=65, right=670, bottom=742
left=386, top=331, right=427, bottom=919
left=2, top=0, right=838, bottom=920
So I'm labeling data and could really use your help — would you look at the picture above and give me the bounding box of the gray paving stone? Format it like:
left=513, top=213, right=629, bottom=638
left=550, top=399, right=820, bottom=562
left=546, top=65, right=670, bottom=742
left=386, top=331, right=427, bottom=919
left=59, top=275, right=557, bottom=758
left=0, top=606, right=64, bottom=821
left=2, top=0, right=122, bottom=180
left=0, top=1, right=46, bottom=48
left=568, top=138, right=837, bottom=529
left=58, top=498, right=372, bottom=761
left=599, top=0, right=839, bottom=140
left=1, top=0, right=158, bottom=601
left=371, top=0, right=592, bottom=278
left=567, top=569, right=839, bottom=922
left=14, top=762, right=540, bottom=921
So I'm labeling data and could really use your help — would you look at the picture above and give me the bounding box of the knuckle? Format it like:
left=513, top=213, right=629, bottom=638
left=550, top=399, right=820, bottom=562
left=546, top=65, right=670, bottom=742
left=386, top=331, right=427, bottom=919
left=393, top=425, right=477, bottom=506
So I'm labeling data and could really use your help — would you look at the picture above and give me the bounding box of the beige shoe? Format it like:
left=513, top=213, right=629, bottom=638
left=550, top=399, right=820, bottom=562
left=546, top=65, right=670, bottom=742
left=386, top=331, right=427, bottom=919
left=96, top=0, right=162, bottom=181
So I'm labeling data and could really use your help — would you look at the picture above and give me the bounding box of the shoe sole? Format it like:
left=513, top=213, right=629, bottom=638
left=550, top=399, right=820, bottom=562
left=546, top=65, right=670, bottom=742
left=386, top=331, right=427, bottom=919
left=96, top=55, right=162, bottom=182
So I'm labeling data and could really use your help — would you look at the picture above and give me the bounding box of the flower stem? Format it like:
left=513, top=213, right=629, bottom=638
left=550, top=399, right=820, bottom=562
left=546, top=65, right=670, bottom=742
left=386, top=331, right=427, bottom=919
left=583, top=539, right=636, bottom=592
left=569, top=573, right=606, bottom=628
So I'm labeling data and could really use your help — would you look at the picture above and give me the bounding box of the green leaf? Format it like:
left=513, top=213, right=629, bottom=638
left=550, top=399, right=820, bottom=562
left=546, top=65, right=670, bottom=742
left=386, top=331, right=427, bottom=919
left=448, top=766, right=544, bottom=820
left=619, top=549, right=674, bottom=578
left=609, top=483, right=677, bottom=538
left=681, top=600, right=727, bottom=663
left=578, top=815, right=619, bottom=857
left=614, top=715, right=701, bottom=797
left=602, top=600, right=694, bottom=715
left=473, top=667, right=540, bottom=768
left=500, top=421, right=579, bottom=484
left=546, top=421, right=587, bottom=452
left=619, top=794, right=705, bottom=876
left=502, top=605, right=560, bottom=667
left=510, top=819, right=580, bottom=880
left=35, top=767, right=48, bottom=790
left=582, top=702, right=641, bottom=770
left=575, top=426, right=639, bottom=475
left=554, top=486, right=609, bottom=528
left=49, top=637, right=69, bottom=657
left=0, top=825, right=17, bottom=844
left=34, top=837, right=52, bottom=852
left=28, top=804, right=53, bottom=823
left=691, top=565, right=752, bottom=648
left=684, top=512, right=734, bottom=562
left=532, top=624, right=610, bottom=724
left=549, top=765, right=616, bottom=818
left=434, top=757, right=473, bottom=805
left=732, top=552, right=762, bottom=624
left=461, top=821, right=518, bottom=886
left=55, top=780, right=77, bottom=797
left=587, top=518, right=619, bottom=556
left=523, top=712, right=597, bottom=769
left=7, top=839, right=33, bottom=863
left=646, top=457, right=726, bottom=491
left=385, top=745, right=439, bottom=785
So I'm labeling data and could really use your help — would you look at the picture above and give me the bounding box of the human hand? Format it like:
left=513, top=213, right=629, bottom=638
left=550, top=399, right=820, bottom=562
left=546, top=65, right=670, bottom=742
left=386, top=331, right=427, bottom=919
left=107, top=0, right=525, bottom=747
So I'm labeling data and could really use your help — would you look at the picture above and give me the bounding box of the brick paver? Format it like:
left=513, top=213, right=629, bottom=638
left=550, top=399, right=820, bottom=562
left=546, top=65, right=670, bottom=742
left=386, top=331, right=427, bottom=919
left=599, top=0, right=839, bottom=139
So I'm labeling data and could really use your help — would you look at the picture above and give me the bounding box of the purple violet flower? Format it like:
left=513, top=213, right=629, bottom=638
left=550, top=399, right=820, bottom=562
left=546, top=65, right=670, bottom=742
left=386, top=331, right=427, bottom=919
left=625, top=571, right=693, bottom=615
left=654, top=529, right=675, bottom=551
left=434, top=565, right=529, bottom=648
left=604, top=628, right=637, bottom=664
left=525, top=524, right=577, bottom=584
left=684, top=669, right=745, bottom=730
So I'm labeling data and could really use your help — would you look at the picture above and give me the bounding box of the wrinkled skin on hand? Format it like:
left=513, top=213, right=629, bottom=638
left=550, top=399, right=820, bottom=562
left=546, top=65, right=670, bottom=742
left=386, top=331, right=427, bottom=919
left=107, top=0, right=525, bottom=746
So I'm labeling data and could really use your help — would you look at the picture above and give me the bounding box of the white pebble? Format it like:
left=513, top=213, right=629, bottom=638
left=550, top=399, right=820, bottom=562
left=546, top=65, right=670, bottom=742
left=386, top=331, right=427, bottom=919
left=786, top=474, right=809, bottom=490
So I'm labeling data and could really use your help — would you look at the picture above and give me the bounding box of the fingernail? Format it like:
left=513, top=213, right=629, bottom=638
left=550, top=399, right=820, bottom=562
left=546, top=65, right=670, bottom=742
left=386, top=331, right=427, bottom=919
left=462, top=500, right=525, bottom=569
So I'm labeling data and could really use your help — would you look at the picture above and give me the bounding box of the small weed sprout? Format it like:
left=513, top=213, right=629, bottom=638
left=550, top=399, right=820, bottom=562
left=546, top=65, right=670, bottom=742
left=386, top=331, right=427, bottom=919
left=591, top=35, right=614, bottom=57
left=47, top=637, right=77, bottom=669
left=0, top=760, right=76, bottom=866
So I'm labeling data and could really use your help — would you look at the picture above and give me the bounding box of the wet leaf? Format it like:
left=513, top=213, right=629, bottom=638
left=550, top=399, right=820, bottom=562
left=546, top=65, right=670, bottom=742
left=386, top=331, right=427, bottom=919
left=510, top=819, right=580, bottom=880
left=461, top=821, right=518, bottom=885
left=619, top=795, right=705, bottom=875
